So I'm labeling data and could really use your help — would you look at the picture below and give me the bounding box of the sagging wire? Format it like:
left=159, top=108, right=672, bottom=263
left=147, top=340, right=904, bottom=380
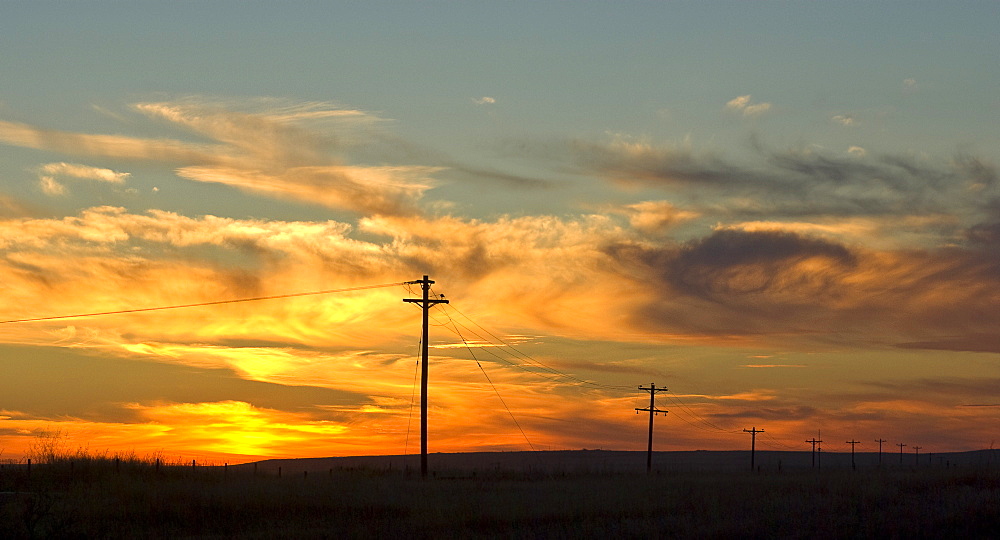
left=0, top=282, right=408, bottom=324
left=449, top=317, right=536, bottom=453
left=438, top=301, right=631, bottom=391
left=663, top=390, right=743, bottom=434
left=403, top=338, right=421, bottom=458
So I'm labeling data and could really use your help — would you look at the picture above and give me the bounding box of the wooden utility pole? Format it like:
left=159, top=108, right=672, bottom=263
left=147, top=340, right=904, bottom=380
left=743, top=427, right=764, bottom=471
left=636, top=383, right=668, bottom=473
left=846, top=440, right=860, bottom=471
left=806, top=437, right=823, bottom=468
left=897, top=443, right=907, bottom=464
left=913, top=446, right=922, bottom=466
left=875, top=438, right=887, bottom=466
left=403, top=275, right=448, bottom=478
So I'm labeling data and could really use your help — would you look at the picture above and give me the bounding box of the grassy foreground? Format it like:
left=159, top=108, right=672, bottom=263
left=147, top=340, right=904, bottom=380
left=2, top=456, right=999, bottom=538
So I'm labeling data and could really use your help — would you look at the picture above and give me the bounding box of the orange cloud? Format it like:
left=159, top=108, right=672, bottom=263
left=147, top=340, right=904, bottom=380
left=0, top=99, right=434, bottom=216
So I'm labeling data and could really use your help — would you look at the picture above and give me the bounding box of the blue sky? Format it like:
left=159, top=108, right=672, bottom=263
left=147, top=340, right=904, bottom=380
left=0, top=2, right=998, bottom=461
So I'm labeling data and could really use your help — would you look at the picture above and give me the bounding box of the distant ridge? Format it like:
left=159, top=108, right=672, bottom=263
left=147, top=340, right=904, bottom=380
left=238, top=449, right=1000, bottom=475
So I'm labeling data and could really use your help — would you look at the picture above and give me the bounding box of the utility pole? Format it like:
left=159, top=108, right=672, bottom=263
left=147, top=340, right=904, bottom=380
left=875, top=438, right=887, bottom=466
left=806, top=436, right=823, bottom=468
left=897, top=443, right=907, bottom=465
left=743, top=427, right=764, bottom=471
left=403, top=275, right=449, bottom=478
left=636, top=383, right=668, bottom=473
left=913, top=446, right=922, bottom=466
left=846, top=440, right=860, bottom=471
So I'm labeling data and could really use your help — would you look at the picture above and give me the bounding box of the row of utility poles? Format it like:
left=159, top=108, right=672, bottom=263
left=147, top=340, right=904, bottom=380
left=405, top=276, right=931, bottom=477
left=630, top=382, right=932, bottom=473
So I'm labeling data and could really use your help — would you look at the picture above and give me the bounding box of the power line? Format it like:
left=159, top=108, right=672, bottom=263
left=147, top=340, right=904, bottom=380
left=450, top=319, right=536, bottom=453
left=432, top=303, right=622, bottom=392
left=663, top=391, right=741, bottom=434
left=440, top=303, right=632, bottom=391
left=760, top=431, right=797, bottom=450
left=0, top=282, right=407, bottom=324
left=403, top=338, right=421, bottom=459
left=440, top=316, right=627, bottom=391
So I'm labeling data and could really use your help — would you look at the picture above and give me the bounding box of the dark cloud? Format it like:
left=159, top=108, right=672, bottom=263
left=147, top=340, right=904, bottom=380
left=665, top=229, right=856, bottom=299
left=439, top=163, right=558, bottom=189
left=562, top=137, right=998, bottom=222
left=604, top=229, right=858, bottom=336
left=898, top=334, right=1000, bottom=354
left=863, top=377, right=1000, bottom=403
left=711, top=406, right=818, bottom=421
left=569, top=139, right=775, bottom=189
left=967, top=221, right=1000, bottom=247
left=965, top=198, right=1000, bottom=249
left=603, top=227, right=1000, bottom=350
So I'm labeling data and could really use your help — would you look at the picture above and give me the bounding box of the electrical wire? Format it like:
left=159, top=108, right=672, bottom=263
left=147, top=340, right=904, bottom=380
left=663, top=390, right=742, bottom=433
left=760, top=431, right=798, bottom=450
left=450, top=319, right=536, bottom=452
left=439, top=302, right=632, bottom=391
left=403, top=338, right=421, bottom=458
left=0, top=282, right=407, bottom=324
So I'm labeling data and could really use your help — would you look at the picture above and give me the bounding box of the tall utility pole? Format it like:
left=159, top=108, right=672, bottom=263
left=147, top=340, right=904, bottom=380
left=806, top=437, right=823, bottom=468
left=897, top=443, right=907, bottom=465
left=403, top=275, right=448, bottom=478
left=636, top=383, right=668, bottom=473
left=875, top=438, right=887, bottom=466
left=846, top=440, right=860, bottom=471
left=743, top=427, right=764, bottom=471
left=913, top=446, right=922, bottom=466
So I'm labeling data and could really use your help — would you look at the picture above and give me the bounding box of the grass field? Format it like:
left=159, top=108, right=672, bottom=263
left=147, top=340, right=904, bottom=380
left=2, top=452, right=999, bottom=538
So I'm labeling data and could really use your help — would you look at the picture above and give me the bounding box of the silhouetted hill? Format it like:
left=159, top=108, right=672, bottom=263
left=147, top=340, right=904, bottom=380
left=240, top=448, right=1000, bottom=475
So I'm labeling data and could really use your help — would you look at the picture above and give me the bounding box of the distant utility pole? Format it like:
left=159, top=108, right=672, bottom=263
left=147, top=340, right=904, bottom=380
left=846, top=440, right=860, bottom=471
left=806, top=436, right=823, bottom=468
left=403, top=275, right=449, bottom=478
left=897, top=443, right=907, bottom=465
left=875, top=438, right=887, bottom=466
left=636, top=383, right=668, bottom=473
left=743, top=427, right=764, bottom=471
left=913, top=446, right=922, bottom=466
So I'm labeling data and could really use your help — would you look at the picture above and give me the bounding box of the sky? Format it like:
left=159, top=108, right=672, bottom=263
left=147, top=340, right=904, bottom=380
left=1, top=2, right=999, bottom=464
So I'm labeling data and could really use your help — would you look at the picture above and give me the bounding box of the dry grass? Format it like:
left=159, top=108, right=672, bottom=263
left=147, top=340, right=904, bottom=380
left=1, top=451, right=999, bottom=538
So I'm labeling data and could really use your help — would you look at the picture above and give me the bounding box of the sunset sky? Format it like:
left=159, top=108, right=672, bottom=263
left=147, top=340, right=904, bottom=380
left=1, top=2, right=999, bottom=463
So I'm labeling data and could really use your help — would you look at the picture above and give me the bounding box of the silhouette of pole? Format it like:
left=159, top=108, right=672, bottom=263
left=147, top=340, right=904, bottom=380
left=636, top=383, right=668, bottom=473
left=875, top=438, right=887, bottom=466
left=897, top=443, right=907, bottom=464
left=846, top=440, right=860, bottom=470
left=806, top=437, right=823, bottom=468
left=743, top=427, right=764, bottom=471
left=913, top=446, right=922, bottom=466
left=403, top=275, right=448, bottom=478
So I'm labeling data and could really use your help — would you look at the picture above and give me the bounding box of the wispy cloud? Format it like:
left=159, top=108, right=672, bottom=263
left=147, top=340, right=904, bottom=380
left=36, top=162, right=130, bottom=196
left=726, top=95, right=772, bottom=116
left=831, top=114, right=856, bottom=126
left=39, top=162, right=130, bottom=183
left=0, top=100, right=434, bottom=216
